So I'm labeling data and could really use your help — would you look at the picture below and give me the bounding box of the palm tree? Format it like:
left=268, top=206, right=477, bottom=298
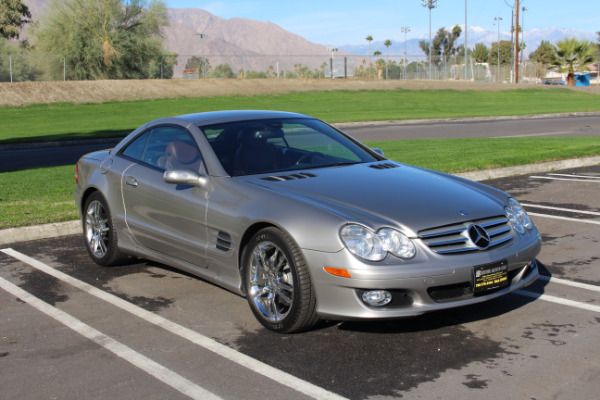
left=384, top=39, right=392, bottom=79
left=373, top=52, right=383, bottom=79
left=366, top=35, right=373, bottom=62
left=553, top=37, right=596, bottom=86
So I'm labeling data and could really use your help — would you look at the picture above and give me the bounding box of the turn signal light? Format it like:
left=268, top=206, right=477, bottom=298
left=323, top=267, right=351, bottom=278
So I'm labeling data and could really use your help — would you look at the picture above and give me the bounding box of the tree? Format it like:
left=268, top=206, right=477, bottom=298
left=374, top=57, right=385, bottom=79
left=472, top=43, right=489, bottom=63
left=0, top=0, right=31, bottom=39
left=489, top=40, right=512, bottom=65
left=419, top=25, right=462, bottom=65
left=185, top=56, right=209, bottom=71
left=553, top=37, right=597, bottom=86
left=210, top=63, right=235, bottom=78
left=0, top=37, right=40, bottom=81
left=529, top=40, right=556, bottom=65
left=34, top=0, right=170, bottom=80
left=384, top=39, right=392, bottom=79
left=366, top=35, right=373, bottom=61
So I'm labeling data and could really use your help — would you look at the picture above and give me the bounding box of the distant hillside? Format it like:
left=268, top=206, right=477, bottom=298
left=23, top=0, right=336, bottom=76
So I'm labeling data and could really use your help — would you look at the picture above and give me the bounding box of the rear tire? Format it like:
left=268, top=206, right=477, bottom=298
left=83, top=192, right=128, bottom=267
left=242, top=227, right=320, bottom=333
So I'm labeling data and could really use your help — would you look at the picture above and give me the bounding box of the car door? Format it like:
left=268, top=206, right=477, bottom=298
left=119, top=125, right=210, bottom=267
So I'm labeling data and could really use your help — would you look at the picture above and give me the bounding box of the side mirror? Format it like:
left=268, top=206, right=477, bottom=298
left=372, top=148, right=385, bottom=156
left=163, top=170, right=209, bottom=187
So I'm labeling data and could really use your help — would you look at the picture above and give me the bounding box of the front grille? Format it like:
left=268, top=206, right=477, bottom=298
left=419, top=216, right=513, bottom=254
left=428, top=282, right=473, bottom=302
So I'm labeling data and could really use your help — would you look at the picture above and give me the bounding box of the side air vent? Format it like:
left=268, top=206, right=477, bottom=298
left=369, top=162, right=400, bottom=170
left=261, top=172, right=317, bottom=182
left=214, top=231, right=232, bottom=252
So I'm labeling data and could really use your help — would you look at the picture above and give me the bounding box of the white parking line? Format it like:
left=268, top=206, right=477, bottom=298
left=548, top=173, right=600, bottom=180
left=516, top=290, right=600, bottom=313
left=0, top=276, right=222, bottom=400
left=529, top=176, right=599, bottom=183
left=539, top=275, right=600, bottom=293
left=0, top=248, right=347, bottom=400
left=528, top=212, right=600, bottom=225
left=522, top=203, right=600, bottom=216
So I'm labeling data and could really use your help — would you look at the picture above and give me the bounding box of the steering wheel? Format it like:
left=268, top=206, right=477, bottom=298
left=294, top=152, right=324, bottom=166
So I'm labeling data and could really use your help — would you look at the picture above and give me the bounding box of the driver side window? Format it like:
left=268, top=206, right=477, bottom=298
left=121, top=126, right=203, bottom=172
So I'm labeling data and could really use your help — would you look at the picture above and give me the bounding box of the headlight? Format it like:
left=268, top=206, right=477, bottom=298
left=340, top=224, right=416, bottom=261
left=505, top=198, right=533, bottom=235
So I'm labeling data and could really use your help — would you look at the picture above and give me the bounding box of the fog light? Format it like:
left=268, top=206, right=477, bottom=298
left=362, top=290, right=392, bottom=307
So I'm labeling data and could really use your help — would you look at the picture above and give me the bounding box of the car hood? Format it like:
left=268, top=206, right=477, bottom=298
left=244, top=162, right=508, bottom=236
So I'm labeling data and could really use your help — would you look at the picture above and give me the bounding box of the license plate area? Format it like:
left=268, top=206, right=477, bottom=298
left=473, top=260, right=509, bottom=295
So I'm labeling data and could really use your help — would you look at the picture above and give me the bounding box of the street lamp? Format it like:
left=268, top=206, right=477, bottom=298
left=464, top=0, right=468, bottom=80
left=494, top=17, right=502, bottom=83
left=328, top=47, right=338, bottom=79
left=521, top=6, right=527, bottom=67
left=421, top=0, right=439, bottom=79
left=196, top=33, right=207, bottom=78
left=401, top=26, right=410, bottom=79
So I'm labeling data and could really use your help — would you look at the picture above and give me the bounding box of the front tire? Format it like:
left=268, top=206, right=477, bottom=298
left=242, top=227, right=320, bottom=333
left=83, top=192, right=128, bottom=267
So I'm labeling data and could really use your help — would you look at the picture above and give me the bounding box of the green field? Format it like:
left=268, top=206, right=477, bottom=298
left=2, top=87, right=600, bottom=144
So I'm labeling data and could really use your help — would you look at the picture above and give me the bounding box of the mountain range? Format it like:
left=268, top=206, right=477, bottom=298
left=22, top=0, right=598, bottom=76
left=341, top=26, right=597, bottom=60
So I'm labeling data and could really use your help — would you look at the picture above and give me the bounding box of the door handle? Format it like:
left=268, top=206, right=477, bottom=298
left=125, top=177, right=138, bottom=187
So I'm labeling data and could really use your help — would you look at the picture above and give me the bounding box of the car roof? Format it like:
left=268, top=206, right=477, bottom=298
left=150, top=110, right=313, bottom=128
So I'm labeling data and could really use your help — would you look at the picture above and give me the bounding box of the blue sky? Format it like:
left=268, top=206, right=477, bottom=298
left=165, top=1, right=599, bottom=45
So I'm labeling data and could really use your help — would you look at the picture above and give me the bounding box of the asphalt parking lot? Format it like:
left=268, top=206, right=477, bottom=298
left=1, top=165, right=599, bottom=400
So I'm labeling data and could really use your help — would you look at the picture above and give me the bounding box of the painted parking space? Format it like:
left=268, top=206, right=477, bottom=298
left=1, top=166, right=599, bottom=400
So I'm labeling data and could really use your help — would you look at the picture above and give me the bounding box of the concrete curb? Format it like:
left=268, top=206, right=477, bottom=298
left=1, top=221, right=81, bottom=246
left=2, top=156, right=598, bottom=245
left=454, top=155, right=600, bottom=181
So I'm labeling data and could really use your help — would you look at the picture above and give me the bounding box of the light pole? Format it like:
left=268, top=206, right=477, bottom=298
left=464, top=0, right=468, bottom=80
left=196, top=33, right=207, bottom=78
left=401, top=27, right=410, bottom=79
left=515, top=0, right=520, bottom=83
left=521, top=6, right=527, bottom=68
left=328, top=47, right=338, bottom=79
left=495, top=17, right=502, bottom=83
left=421, top=0, right=439, bottom=79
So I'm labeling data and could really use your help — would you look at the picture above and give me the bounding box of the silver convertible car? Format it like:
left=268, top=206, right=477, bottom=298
left=74, top=110, right=541, bottom=333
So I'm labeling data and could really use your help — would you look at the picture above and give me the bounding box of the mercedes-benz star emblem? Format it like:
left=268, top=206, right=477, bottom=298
left=468, top=224, right=491, bottom=249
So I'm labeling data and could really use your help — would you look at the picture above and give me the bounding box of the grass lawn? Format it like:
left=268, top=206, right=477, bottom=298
left=2, top=87, right=600, bottom=144
left=1, top=137, right=598, bottom=229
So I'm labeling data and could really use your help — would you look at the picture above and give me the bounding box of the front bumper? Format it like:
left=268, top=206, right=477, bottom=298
left=304, top=232, right=541, bottom=320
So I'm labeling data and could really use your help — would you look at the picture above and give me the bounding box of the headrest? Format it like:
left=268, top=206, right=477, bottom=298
left=166, top=141, right=198, bottom=163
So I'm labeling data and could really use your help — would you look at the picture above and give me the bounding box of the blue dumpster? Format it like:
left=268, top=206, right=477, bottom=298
left=575, top=73, right=590, bottom=86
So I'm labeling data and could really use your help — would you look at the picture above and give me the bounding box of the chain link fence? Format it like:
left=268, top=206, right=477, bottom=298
left=1, top=52, right=547, bottom=83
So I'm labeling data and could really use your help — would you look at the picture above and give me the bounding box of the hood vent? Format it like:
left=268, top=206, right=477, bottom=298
left=261, top=172, right=317, bottom=182
left=369, top=162, right=399, bottom=170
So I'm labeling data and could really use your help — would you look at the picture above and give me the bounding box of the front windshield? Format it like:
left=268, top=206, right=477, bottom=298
left=201, top=118, right=379, bottom=176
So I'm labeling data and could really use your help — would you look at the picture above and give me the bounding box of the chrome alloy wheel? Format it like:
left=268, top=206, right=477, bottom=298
left=85, top=199, right=110, bottom=258
left=248, top=242, right=294, bottom=322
